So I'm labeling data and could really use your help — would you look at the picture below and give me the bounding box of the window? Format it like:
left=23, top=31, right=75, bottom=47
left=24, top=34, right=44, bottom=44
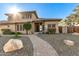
left=48, top=24, right=51, bottom=28
left=20, top=25, right=22, bottom=31
left=48, top=24, right=56, bottom=28
left=22, top=24, right=25, bottom=31
left=16, top=24, right=25, bottom=31
left=22, top=14, right=32, bottom=19
left=16, top=25, right=19, bottom=31
left=52, top=24, right=55, bottom=27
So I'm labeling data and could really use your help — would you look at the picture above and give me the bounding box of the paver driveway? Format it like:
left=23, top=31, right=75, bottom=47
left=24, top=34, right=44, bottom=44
left=28, top=35, right=58, bottom=56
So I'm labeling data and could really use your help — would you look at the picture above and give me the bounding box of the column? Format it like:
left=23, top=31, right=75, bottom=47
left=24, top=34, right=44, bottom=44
left=44, top=25, right=48, bottom=32
left=30, top=22, right=34, bottom=34
left=0, top=28, right=3, bottom=35
left=39, top=25, right=42, bottom=32
left=56, top=24, right=59, bottom=33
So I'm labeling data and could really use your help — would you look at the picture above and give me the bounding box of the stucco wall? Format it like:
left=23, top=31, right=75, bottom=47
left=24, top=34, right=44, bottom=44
left=7, top=13, right=37, bottom=22
left=0, top=24, right=16, bottom=32
left=44, top=21, right=59, bottom=25
left=32, top=13, right=37, bottom=20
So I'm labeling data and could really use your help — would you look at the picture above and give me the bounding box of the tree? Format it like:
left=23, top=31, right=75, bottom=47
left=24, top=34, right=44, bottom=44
left=63, top=5, right=79, bottom=33
left=64, top=14, right=77, bottom=33
left=65, top=5, right=79, bottom=26
left=23, top=22, right=32, bottom=34
left=73, top=5, right=79, bottom=24
left=66, top=14, right=76, bottom=26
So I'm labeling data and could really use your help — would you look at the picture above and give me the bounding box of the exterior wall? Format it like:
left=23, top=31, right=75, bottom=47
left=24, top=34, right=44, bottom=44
left=32, top=13, right=37, bottom=20
left=31, top=22, right=35, bottom=33
left=44, top=21, right=59, bottom=28
left=8, top=24, right=16, bottom=32
left=7, top=13, right=37, bottom=22
left=0, top=21, right=60, bottom=34
left=4, top=12, right=38, bottom=34
left=15, top=23, right=35, bottom=34
left=44, top=21, right=59, bottom=25
left=1, top=11, right=61, bottom=34
left=0, top=24, right=16, bottom=32
left=44, top=21, right=59, bottom=33
left=0, top=25, right=8, bottom=30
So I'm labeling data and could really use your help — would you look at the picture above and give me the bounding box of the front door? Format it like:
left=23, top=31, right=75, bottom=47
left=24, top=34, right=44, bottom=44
left=35, top=23, right=40, bottom=32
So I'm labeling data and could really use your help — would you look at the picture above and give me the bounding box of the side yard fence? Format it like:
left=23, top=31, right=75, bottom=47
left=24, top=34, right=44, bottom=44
left=58, top=26, right=79, bottom=33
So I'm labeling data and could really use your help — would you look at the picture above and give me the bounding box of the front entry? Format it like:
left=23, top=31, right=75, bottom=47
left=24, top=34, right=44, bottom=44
left=35, top=23, right=40, bottom=32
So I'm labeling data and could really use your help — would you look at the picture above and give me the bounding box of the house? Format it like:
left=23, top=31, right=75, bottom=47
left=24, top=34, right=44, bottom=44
left=0, top=11, right=62, bottom=34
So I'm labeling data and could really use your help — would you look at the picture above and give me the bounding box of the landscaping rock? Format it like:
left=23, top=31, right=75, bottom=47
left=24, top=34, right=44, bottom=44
left=3, top=39, right=23, bottom=53
left=64, top=40, right=75, bottom=46
left=72, top=33, right=79, bottom=35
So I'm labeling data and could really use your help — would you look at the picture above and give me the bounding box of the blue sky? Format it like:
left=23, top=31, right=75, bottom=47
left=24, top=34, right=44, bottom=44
left=0, top=3, right=78, bottom=20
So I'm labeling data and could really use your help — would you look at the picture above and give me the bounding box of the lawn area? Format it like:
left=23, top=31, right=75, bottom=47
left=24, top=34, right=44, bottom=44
left=37, top=34, right=79, bottom=56
left=0, top=36, right=33, bottom=56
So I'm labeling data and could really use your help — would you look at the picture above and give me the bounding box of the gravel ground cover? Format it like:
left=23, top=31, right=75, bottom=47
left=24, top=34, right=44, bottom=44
left=0, top=36, right=33, bottom=56
left=37, top=34, right=79, bottom=56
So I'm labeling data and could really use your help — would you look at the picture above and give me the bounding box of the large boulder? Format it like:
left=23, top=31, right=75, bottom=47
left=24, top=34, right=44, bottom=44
left=64, top=40, right=75, bottom=46
left=3, top=39, right=23, bottom=53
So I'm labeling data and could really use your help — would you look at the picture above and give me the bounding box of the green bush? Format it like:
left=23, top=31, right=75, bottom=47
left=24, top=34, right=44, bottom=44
left=47, top=29, right=56, bottom=34
left=1, top=29, right=12, bottom=34
left=10, top=32, right=15, bottom=34
left=10, top=32, right=22, bottom=35
left=13, top=32, right=21, bottom=38
left=1, top=29, right=22, bottom=35
left=15, top=32, right=19, bottom=38
left=16, top=32, right=22, bottom=34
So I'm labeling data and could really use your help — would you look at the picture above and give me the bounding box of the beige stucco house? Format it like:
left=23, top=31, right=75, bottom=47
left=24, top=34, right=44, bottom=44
left=0, top=11, right=62, bottom=34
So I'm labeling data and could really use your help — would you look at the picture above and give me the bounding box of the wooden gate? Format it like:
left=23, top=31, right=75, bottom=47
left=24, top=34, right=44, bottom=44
left=59, top=26, right=62, bottom=33
left=67, top=26, right=79, bottom=33
left=74, top=26, right=79, bottom=33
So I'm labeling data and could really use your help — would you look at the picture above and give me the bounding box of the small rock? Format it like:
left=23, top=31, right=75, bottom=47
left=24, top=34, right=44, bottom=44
left=64, top=40, right=75, bottom=46
left=3, top=39, right=23, bottom=53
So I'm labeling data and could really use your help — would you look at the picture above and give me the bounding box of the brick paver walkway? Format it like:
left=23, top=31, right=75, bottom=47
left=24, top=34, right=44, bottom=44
left=28, top=35, right=58, bottom=56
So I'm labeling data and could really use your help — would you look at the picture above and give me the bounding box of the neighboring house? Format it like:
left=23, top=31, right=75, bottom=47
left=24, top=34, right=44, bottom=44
left=0, top=11, right=62, bottom=34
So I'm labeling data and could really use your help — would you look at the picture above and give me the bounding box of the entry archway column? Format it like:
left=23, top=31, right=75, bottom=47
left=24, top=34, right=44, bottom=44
left=56, top=24, right=59, bottom=33
left=44, top=25, right=48, bottom=32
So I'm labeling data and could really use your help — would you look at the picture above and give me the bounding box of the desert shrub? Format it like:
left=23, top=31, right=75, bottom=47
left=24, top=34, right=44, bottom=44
left=16, top=32, right=22, bottom=34
left=11, top=32, right=22, bottom=35
left=1, top=29, right=22, bottom=35
left=10, top=32, right=15, bottom=34
left=14, top=32, right=22, bottom=38
left=1, top=29, right=12, bottom=34
left=47, top=29, right=56, bottom=34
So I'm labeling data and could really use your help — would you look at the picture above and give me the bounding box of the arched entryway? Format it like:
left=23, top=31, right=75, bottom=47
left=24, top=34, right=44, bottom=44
left=34, top=22, right=44, bottom=32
